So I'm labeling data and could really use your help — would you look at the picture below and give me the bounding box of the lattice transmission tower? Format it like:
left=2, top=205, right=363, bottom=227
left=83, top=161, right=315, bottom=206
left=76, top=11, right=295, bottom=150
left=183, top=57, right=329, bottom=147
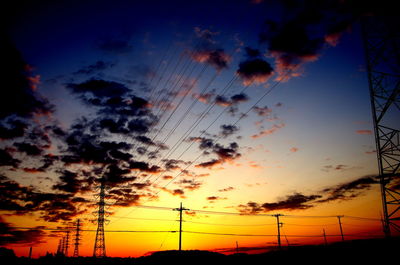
left=93, top=178, right=107, bottom=257
left=362, top=15, right=400, bottom=236
left=73, top=219, right=81, bottom=257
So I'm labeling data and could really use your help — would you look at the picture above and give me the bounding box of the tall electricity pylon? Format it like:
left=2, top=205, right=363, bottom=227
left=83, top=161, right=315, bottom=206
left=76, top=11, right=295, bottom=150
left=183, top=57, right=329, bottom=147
left=362, top=15, right=400, bottom=236
left=93, top=178, right=107, bottom=257
left=73, top=219, right=81, bottom=257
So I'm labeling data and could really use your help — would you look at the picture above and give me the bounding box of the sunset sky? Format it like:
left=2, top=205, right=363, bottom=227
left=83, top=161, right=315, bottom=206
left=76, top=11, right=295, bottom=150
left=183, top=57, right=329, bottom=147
left=1, top=0, right=397, bottom=258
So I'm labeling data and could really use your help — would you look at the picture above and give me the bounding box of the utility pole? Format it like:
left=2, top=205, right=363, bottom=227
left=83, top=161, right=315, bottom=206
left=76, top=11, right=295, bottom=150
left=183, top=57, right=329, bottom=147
left=93, top=177, right=107, bottom=257
left=337, top=216, right=344, bottom=241
left=273, top=214, right=283, bottom=249
left=173, top=202, right=189, bottom=251
left=28, top=246, right=32, bottom=259
left=323, top=229, right=328, bottom=246
left=73, top=219, right=81, bottom=257
left=236, top=241, right=239, bottom=254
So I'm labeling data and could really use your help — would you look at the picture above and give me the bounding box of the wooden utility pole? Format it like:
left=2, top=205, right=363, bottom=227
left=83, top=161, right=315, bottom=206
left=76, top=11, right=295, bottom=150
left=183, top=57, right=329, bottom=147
left=274, top=214, right=283, bottom=249
left=337, top=216, right=344, bottom=241
left=173, top=202, right=189, bottom=251
left=323, top=229, right=328, bottom=246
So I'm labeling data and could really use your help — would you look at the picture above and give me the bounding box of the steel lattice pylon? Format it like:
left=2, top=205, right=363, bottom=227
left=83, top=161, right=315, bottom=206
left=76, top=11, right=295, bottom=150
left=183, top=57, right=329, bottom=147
left=73, top=219, right=81, bottom=257
left=362, top=15, right=400, bottom=236
left=93, top=179, right=106, bottom=257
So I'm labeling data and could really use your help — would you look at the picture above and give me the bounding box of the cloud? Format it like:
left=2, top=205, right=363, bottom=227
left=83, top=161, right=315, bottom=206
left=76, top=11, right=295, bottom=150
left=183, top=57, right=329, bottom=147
left=215, top=93, right=249, bottom=107
left=237, top=175, right=379, bottom=214
left=0, top=149, right=21, bottom=168
left=195, top=141, right=241, bottom=169
left=356, top=130, right=373, bottom=135
left=290, top=147, right=299, bottom=153
left=0, top=175, right=86, bottom=222
left=195, top=159, right=222, bottom=169
left=0, top=120, right=28, bottom=140
left=238, top=193, right=321, bottom=214
left=237, top=58, right=274, bottom=85
left=13, top=142, right=43, bottom=156
left=220, top=124, right=239, bottom=138
left=322, top=164, right=354, bottom=172
left=318, top=175, right=379, bottom=203
left=52, top=170, right=81, bottom=194
left=0, top=217, right=45, bottom=246
left=129, top=160, right=161, bottom=173
left=255, top=1, right=381, bottom=81
left=253, top=105, right=272, bottom=116
left=192, top=91, right=215, bottom=104
left=175, top=178, right=202, bottom=191
left=1, top=35, right=53, bottom=121
left=218, top=187, right=235, bottom=192
left=73, top=61, right=115, bottom=75
left=194, top=27, right=219, bottom=43
left=191, top=49, right=231, bottom=71
left=251, top=123, right=285, bottom=139
left=206, top=196, right=227, bottom=202
left=67, top=78, right=130, bottom=100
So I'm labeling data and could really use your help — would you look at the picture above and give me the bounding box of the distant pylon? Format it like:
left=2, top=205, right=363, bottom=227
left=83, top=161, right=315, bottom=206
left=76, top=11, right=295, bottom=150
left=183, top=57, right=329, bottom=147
left=57, top=238, right=62, bottom=255
left=65, top=231, right=70, bottom=257
left=61, top=237, right=65, bottom=255
left=73, top=219, right=81, bottom=257
left=93, top=177, right=106, bottom=257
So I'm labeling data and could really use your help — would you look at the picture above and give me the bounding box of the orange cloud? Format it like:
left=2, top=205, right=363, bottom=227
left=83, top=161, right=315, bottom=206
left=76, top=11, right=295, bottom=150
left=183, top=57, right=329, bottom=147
left=356, top=130, right=372, bottom=135
left=290, top=147, right=299, bottom=153
left=251, top=123, right=285, bottom=139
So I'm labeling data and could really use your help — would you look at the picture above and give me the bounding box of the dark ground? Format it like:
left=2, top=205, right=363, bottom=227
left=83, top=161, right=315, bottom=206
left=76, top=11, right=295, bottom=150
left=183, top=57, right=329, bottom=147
left=2, top=237, right=399, bottom=265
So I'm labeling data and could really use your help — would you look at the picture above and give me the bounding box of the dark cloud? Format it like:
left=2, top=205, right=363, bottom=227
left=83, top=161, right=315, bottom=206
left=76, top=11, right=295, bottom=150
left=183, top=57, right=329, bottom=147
left=220, top=124, right=239, bottom=138
left=0, top=149, right=20, bottom=168
left=13, top=142, right=43, bottom=156
left=73, top=61, right=115, bottom=75
left=238, top=193, right=321, bottom=214
left=135, top=135, right=168, bottom=150
left=0, top=217, right=45, bottom=246
left=237, top=58, right=274, bottom=85
left=67, top=78, right=130, bottom=99
left=52, top=170, right=80, bottom=194
left=253, top=105, right=272, bottom=116
left=0, top=120, right=28, bottom=140
left=0, top=175, right=86, bottom=222
left=129, top=160, right=161, bottom=173
left=215, top=93, right=249, bottom=107
left=237, top=175, right=380, bottom=214
left=175, top=178, right=202, bottom=191
left=318, top=175, right=379, bottom=203
left=206, top=196, right=226, bottom=202
left=195, top=159, right=221, bottom=168
left=0, top=35, right=53, bottom=120
left=230, top=93, right=249, bottom=104
left=194, top=140, right=241, bottom=169
left=162, top=159, right=186, bottom=171
left=191, top=49, right=231, bottom=71
left=256, top=0, right=387, bottom=80
left=218, top=186, right=235, bottom=192
left=215, top=95, right=232, bottom=107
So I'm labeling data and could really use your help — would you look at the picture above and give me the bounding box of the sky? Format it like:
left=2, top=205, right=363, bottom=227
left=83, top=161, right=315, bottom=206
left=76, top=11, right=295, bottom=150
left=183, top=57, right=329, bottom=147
left=1, top=0, right=398, bottom=258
